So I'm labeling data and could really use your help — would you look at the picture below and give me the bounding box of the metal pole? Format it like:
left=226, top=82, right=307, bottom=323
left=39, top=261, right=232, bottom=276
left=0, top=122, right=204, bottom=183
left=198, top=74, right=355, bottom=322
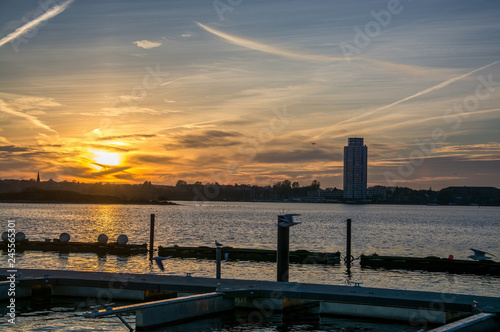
left=346, top=218, right=352, bottom=270
left=216, top=246, right=222, bottom=279
left=149, top=214, right=155, bottom=261
left=277, top=216, right=290, bottom=282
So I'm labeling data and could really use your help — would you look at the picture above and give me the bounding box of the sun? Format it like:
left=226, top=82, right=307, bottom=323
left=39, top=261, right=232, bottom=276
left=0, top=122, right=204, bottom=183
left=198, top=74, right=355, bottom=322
left=91, top=150, right=122, bottom=167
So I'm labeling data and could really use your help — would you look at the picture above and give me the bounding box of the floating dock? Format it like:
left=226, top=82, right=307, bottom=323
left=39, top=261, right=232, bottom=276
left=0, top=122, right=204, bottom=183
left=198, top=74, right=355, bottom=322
left=0, top=240, right=148, bottom=255
left=1, top=268, right=499, bottom=331
left=158, top=245, right=341, bottom=264
left=360, top=254, right=500, bottom=275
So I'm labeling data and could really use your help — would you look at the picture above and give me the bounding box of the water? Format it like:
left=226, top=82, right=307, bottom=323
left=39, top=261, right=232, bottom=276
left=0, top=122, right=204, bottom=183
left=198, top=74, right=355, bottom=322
left=1, top=202, right=499, bottom=331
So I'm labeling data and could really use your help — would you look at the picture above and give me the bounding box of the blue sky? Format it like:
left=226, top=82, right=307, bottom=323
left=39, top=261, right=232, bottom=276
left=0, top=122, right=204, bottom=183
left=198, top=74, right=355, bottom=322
left=0, top=0, right=499, bottom=189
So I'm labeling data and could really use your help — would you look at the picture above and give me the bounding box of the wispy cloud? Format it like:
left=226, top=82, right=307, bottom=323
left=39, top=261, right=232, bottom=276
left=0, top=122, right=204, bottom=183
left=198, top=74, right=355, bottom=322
left=0, top=99, right=58, bottom=134
left=0, top=0, right=74, bottom=48
left=133, top=40, right=162, bottom=49
left=196, top=22, right=345, bottom=62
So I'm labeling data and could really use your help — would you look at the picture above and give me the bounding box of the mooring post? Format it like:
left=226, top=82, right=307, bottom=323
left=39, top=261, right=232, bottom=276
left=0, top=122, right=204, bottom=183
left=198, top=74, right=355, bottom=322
left=277, top=215, right=290, bottom=282
left=346, top=218, right=352, bottom=269
left=216, top=246, right=222, bottom=279
left=149, top=214, right=155, bottom=261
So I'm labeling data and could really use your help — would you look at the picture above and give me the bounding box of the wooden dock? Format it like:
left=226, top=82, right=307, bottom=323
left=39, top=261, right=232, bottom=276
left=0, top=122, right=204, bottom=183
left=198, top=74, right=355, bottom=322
left=1, top=268, right=499, bottom=330
left=158, top=245, right=341, bottom=264
left=360, top=254, right=500, bottom=275
left=0, top=241, right=148, bottom=255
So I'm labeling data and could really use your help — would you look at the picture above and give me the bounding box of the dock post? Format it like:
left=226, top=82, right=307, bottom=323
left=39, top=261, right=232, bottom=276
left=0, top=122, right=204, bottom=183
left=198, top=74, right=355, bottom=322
left=346, top=218, right=352, bottom=270
left=277, top=215, right=290, bottom=282
left=216, top=246, right=222, bottom=279
left=149, top=214, right=155, bottom=261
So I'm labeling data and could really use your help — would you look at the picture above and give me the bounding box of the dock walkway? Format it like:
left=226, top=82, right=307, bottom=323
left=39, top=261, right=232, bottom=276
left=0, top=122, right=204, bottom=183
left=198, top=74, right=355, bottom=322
left=1, top=268, right=499, bottom=330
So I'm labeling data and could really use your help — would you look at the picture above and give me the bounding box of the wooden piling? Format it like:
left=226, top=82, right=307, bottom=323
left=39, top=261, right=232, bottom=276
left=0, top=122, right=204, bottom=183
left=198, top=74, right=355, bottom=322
left=149, top=214, right=155, bottom=261
left=346, top=218, right=352, bottom=269
left=216, top=246, right=222, bottom=279
left=277, top=215, right=290, bottom=282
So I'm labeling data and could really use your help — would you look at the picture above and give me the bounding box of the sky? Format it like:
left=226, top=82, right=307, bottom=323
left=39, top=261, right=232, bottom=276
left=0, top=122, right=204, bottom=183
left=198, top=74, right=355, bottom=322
left=0, top=0, right=499, bottom=190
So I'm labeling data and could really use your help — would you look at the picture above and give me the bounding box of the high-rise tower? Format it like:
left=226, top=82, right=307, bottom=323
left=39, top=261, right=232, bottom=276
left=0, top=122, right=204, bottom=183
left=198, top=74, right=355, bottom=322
left=343, top=138, right=367, bottom=200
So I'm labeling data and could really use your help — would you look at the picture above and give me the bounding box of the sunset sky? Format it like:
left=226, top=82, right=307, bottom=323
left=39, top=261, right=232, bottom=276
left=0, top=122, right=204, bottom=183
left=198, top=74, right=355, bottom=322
left=1, top=0, right=499, bottom=190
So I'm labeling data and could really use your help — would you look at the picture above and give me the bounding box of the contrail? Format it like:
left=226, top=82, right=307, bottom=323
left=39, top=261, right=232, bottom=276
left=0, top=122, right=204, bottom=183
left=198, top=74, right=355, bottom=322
left=0, top=0, right=75, bottom=48
left=338, top=60, right=500, bottom=125
left=196, top=22, right=346, bottom=62
left=0, top=99, right=58, bottom=134
left=196, top=22, right=432, bottom=76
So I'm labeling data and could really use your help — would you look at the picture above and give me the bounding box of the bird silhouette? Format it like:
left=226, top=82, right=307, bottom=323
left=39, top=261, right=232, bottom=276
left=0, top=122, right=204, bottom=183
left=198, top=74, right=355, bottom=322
left=152, top=256, right=168, bottom=271
left=278, top=214, right=301, bottom=227
left=215, top=240, right=223, bottom=247
left=469, top=248, right=495, bottom=261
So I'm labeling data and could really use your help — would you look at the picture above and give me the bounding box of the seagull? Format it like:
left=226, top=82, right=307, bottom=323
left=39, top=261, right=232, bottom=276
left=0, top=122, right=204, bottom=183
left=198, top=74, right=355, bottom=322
left=278, top=214, right=301, bottom=227
left=152, top=256, right=168, bottom=271
left=215, top=240, right=223, bottom=247
left=469, top=248, right=495, bottom=261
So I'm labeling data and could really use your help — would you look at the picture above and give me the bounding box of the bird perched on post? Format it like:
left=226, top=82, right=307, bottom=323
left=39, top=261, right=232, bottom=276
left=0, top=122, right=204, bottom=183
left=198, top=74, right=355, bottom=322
left=152, top=256, right=168, bottom=271
left=215, top=240, right=223, bottom=247
left=278, top=214, right=301, bottom=227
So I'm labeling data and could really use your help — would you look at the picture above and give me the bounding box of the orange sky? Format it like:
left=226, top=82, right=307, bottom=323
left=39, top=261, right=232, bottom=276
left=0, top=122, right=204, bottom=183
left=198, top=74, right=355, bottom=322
left=1, top=0, right=499, bottom=189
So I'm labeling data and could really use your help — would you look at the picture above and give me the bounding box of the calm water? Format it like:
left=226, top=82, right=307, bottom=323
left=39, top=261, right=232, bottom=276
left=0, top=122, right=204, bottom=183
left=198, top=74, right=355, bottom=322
left=1, top=202, right=499, bottom=331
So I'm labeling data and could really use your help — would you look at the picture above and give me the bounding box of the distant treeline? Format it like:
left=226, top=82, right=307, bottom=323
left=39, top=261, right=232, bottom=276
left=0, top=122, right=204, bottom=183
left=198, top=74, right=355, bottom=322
left=0, top=179, right=499, bottom=206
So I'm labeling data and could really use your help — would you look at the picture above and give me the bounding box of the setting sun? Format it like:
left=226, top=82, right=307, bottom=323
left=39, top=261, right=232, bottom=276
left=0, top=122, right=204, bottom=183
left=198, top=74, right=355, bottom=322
left=91, top=150, right=122, bottom=167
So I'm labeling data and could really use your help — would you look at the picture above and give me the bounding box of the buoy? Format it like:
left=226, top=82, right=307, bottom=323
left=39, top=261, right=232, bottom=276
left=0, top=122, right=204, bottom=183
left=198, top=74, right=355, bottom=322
left=15, top=232, right=26, bottom=242
left=59, top=232, right=70, bottom=243
left=1, top=232, right=8, bottom=243
left=117, top=234, right=128, bottom=245
left=97, top=234, right=108, bottom=244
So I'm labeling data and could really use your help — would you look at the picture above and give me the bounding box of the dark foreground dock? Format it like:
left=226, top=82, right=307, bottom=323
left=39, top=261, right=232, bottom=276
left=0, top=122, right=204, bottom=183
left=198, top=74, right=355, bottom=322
left=361, top=254, right=500, bottom=275
left=158, top=245, right=341, bottom=264
left=0, top=241, right=148, bottom=255
left=1, top=268, right=499, bottom=331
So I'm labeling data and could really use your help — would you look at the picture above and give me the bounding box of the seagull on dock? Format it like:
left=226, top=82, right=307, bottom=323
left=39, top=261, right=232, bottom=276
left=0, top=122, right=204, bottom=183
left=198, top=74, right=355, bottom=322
left=215, top=240, right=223, bottom=247
left=469, top=248, right=495, bottom=261
left=152, top=256, right=168, bottom=271
left=278, top=214, right=301, bottom=227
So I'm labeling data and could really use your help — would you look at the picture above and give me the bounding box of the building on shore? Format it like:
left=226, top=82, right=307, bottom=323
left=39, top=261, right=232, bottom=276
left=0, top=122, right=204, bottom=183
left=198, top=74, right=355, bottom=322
left=343, top=137, right=368, bottom=200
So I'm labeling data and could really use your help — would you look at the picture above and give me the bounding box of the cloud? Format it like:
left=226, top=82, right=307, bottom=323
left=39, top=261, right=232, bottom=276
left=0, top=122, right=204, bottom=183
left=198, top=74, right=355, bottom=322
left=97, top=134, right=157, bottom=141
left=91, top=165, right=130, bottom=177
left=128, top=154, right=176, bottom=165
left=255, top=149, right=341, bottom=163
left=133, top=40, right=162, bottom=49
left=435, top=143, right=500, bottom=153
left=14, top=96, right=61, bottom=108
left=0, top=145, right=30, bottom=152
left=174, top=130, right=243, bottom=148
left=196, top=22, right=345, bottom=62
left=0, top=99, right=58, bottom=134
left=0, top=0, right=74, bottom=48
left=99, top=106, right=165, bottom=116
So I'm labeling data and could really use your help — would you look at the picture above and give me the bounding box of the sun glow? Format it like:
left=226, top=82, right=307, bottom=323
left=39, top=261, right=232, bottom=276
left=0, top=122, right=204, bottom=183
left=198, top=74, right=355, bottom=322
left=91, top=150, right=122, bottom=167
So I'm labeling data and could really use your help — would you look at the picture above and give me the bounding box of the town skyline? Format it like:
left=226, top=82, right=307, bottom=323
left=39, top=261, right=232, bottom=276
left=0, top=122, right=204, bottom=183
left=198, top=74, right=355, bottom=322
left=1, top=1, right=499, bottom=190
